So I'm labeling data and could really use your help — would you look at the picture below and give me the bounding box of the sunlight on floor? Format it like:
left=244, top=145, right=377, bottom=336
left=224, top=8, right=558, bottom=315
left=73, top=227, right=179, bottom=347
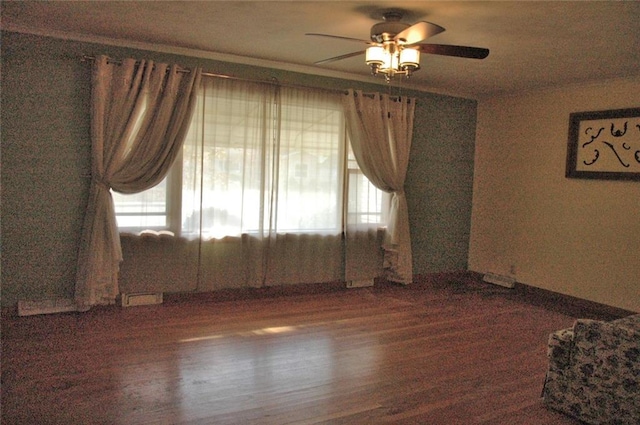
left=179, top=325, right=300, bottom=342
left=174, top=325, right=382, bottom=420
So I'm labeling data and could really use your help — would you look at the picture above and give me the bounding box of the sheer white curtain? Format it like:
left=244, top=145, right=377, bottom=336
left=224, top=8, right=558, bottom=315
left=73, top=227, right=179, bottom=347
left=75, top=56, right=201, bottom=310
left=342, top=89, right=415, bottom=283
left=181, top=79, right=344, bottom=239
left=180, top=79, right=347, bottom=288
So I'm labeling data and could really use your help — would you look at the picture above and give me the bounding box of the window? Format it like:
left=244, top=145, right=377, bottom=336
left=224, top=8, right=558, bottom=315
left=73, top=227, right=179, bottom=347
left=347, top=148, right=390, bottom=227
left=112, top=177, right=170, bottom=232
left=113, top=79, right=387, bottom=238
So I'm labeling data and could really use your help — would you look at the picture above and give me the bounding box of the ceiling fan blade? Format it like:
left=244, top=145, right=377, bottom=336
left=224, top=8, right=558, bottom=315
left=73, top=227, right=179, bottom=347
left=394, top=21, right=445, bottom=45
left=314, top=50, right=366, bottom=65
left=417, top=44, right=490, bottom=59
left=305, top=33, right=369, bottom=44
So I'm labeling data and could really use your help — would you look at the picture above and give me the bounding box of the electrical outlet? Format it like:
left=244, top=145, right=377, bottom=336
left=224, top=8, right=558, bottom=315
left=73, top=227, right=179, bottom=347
left=483, top=273, right=516, bottom=289
left=346, top=279, right=374, bottom=288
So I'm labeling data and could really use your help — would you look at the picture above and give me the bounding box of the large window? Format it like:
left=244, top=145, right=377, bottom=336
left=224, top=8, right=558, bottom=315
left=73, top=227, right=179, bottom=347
left=113, top=79, right=387, bottom=238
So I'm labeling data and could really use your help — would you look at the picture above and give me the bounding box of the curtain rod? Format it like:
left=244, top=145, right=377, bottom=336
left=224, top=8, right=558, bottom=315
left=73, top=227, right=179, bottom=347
left=81, top=55, right=412, bottom=101
left=81, top=55, right=346, bottom=95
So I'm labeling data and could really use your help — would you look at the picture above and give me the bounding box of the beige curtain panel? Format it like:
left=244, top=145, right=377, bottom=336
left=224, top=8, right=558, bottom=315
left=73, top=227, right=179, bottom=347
left=75, top=56, right=202, bottom=310
left=342, top=89, right=416, bottom=284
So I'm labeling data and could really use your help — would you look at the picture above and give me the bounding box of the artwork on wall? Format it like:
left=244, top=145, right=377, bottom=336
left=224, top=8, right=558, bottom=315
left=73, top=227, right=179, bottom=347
left=566, top=107, right=640, bottom=181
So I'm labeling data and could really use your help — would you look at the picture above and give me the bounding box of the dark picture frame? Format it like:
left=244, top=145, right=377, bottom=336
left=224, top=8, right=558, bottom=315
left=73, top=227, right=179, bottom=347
left=565, top=107, right=640, bottom=181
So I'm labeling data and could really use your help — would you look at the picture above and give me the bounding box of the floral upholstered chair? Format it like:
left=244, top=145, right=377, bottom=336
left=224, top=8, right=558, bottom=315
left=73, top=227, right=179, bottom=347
left=542, top=314, right=640, bottom=424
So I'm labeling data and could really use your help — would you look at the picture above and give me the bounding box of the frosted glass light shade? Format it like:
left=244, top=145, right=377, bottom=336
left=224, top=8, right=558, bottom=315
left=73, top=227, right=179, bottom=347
left=399, top=48, right=420, bottom=69
left=365, top=46, right=385, bottom=65
left=380, top=50, right=397, bottom=72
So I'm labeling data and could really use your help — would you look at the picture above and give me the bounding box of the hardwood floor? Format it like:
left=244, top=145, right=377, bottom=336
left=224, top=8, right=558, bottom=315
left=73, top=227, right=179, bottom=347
left=1, top=273, right=618, bottom=424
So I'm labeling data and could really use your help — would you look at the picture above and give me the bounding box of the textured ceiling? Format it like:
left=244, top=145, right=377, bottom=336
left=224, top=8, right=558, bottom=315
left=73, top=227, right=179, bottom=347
left=2, top=1, right=639, bottom=99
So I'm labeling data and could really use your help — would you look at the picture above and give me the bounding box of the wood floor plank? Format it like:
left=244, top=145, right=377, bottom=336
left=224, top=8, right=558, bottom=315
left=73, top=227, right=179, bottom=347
left=2, top=274, right=609, bottom=424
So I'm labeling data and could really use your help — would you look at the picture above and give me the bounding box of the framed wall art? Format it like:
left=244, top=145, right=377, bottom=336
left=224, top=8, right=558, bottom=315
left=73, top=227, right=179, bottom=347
left=565, top=107, right=640, bottom=181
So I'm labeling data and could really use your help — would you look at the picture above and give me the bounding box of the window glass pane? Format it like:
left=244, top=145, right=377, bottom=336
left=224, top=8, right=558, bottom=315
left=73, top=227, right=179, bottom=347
left=112, top=178, right=168, bottom=231
left=346, top=144, right=388, bottom=227
left=181, top=81, right=268, bottom=239
left=275, top=89, right=342, bottom=232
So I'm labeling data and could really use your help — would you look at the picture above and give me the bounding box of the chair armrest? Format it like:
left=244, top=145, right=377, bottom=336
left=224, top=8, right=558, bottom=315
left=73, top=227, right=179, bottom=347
left=547, top=328, right=574, bottom=371
left=572, top=318, right=640, bottom=378
left=612, top=314, right=640, bottom=333
left=573, top=318, right=640, bottom=351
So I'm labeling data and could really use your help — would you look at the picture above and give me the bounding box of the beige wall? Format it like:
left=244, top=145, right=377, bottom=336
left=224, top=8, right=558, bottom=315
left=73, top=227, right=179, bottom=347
left=469, top=77, right=640, bottom=312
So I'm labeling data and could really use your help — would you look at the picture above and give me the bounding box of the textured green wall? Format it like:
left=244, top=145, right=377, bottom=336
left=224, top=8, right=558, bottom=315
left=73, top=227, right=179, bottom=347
left=1, top=31, right=477, bottom=307
left=409, top=98, right=477, bottom=272
left=1, top=33, right=92, bottom=306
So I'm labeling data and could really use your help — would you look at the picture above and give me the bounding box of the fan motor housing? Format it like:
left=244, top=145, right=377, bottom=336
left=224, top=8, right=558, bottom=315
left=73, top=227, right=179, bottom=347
left=370, top=21, right=409, bottom=43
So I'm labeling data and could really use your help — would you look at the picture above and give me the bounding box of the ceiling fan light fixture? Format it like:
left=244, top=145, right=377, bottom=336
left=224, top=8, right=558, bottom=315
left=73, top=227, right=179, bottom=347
left=309, top=9, right=488, bottom=83
left=366, top=43, right=419, bottom=80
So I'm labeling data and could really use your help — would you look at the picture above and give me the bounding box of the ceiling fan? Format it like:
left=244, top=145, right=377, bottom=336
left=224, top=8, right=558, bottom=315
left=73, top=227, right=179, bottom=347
left=306, top=9, right=489, bottom=81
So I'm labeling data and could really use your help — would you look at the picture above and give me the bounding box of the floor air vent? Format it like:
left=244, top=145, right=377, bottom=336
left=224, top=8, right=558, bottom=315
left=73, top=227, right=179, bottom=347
left=121, top=292, right=163, bottom=307
left=18, top=298, right=78, bottom=316
left=482, top=273, right=516, bottom=289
